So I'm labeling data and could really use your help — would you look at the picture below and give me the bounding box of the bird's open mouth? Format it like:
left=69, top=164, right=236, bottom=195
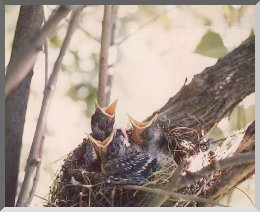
left=95, top=99, right=118, bottom=118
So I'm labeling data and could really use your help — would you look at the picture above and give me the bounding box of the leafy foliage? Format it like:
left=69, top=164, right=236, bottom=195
left=194, top=30, right=227, bottom=58
left=229, top=105, right=255, bottom=131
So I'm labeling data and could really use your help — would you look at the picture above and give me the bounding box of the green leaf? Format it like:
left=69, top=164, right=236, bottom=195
left=228, top=104, right=254, bottom=131
left=194, top=30, right=228, bottom=58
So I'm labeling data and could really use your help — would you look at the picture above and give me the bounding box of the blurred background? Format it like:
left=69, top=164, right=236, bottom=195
left=5, top=5, right=255, bottom=206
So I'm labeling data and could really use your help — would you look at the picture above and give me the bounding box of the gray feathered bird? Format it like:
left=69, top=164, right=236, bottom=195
left=128, top=114, right=170, bottom=166
left=86, top=129, right=157, bottom=184
left=91, top=99, right=118, bottom=141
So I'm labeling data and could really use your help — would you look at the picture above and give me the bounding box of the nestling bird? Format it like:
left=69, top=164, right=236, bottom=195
left=128, top=114, right=169, bottom=165
left=91, top=99, right=118, bottom=141
left=86, top=129, right=157, bottom=184
left=84, top=132, right=114, bottom=171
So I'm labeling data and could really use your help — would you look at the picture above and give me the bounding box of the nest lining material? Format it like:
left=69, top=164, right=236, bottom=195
left=46, top=126, right=234, bottom=207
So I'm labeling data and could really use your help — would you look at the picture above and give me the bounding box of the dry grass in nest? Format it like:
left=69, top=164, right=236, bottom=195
left=45, top=125, right=228, bottom=207
left=45, top=138, right=186, bottom=207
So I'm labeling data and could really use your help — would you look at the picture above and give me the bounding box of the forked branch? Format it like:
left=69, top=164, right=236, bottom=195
left=16, top=7, right=85, bottom=206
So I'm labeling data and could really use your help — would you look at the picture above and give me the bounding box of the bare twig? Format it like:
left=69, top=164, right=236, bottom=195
left=24, top=135, right=45, bottom=206
left=234, top=186, right=255, bottom=207
left=116, top=10, right=167, bottom=46
left=97, top=5, right=117, bottom=107
left=122, top=185, right=227, bottom=207
left=16, top=7, right=84, bottom=206
left=5, top=5, right=76, bottom=96
left=174, top=151, right=255, bottom=191
left=78, top=24, right=100, bottom=43
left=43, top=14, right=49, bottom=89
left=33, top=193, right=57, bottom=207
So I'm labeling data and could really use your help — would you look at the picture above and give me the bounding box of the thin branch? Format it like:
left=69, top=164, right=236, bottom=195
left=234, top=186, right=255, bottom=207
left=78, top=24, right=100, bottom=43
left=33, top=193, right=57, bottom=207
left=24, top=135, right=45, bottom=206
left=5, top=5, right=76, bottom=96
left=124, top=152, right=254, bottom=207
left=105, top=5, right=118, bottom=105
left=24, top=12, right=49, bottom=206
left=43, top=15, right=49, bottom=89
left=15, top=7, right=85, bottom=206
left=116, top=10, right=167, bottom=46
left=97, top=5, right=116, bottom=107
left=122, top=185, right=227, bottom=207
left=174, top=151, right=255, bottom=191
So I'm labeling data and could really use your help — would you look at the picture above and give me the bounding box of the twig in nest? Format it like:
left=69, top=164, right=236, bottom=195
left=146, top=160, right=187, bottom=207
left=174, top=151, right=255, bottom=191
left=122, top=185, right=228, bottom=207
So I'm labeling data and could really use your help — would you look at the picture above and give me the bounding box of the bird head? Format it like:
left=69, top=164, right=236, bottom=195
left=95, top=99, right=118, bottom=118
left=128, top=113, right=159, bottom=146
left=86, top=129, right=124, bottom=161
left=91, top=99, right=118, bottom=140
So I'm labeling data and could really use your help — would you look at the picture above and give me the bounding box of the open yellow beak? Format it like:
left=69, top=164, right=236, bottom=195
left=95, top=99, right=118, bottom=118
left=128, top=113, right=158, bottom=145
left=85, top=130, right=114, bottom=155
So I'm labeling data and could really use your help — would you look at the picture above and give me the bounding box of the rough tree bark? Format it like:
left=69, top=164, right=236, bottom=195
left=146, top=36, right=255, bottom=205
left=205, top=121, right=255, bottom=203
left=5, top=6, right=44, bottom=207
left=150, top=36, right=255, bottom=137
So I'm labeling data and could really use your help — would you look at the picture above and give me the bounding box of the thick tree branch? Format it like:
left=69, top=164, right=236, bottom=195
left=5, top=5, right=76, bottom=96
left=97, top=5, right=117, bottom=107
left=204, top=121, right=255, bottom=202
left=15, top=7, right=84, bottom=207
left=175, top=151, right=254, bottom=191
left=5, top=6, right=44, bottom=207
left=160, top=122, right=255, bottom=206
left=149, top=36, right=255, bottom=138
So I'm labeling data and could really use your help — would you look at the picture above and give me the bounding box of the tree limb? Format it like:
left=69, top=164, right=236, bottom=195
left=177, top=151, right=254, bottom=190
left=149, top=36, right=255, bottom=139
left=5, top=5, right=75, bottom=96
left=204, top=121, right=255, bottom=203
left=5, top=6, right=44, bottom=207
left=142, top=35, right=255, bottom=206
left=15, top=7, right=85, bottom=206
left=97, top=5, right=117, bottom=107
left=105, top=5, right=118, bottom=106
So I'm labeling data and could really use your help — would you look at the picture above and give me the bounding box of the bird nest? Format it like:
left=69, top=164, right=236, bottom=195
left=45, top=126, right=218, bottom=207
